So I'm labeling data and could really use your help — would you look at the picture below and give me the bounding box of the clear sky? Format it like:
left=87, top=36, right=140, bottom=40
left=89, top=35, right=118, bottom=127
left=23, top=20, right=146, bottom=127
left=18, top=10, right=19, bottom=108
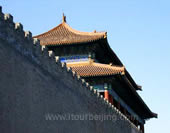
left=0, top=0, right=170, bottom=132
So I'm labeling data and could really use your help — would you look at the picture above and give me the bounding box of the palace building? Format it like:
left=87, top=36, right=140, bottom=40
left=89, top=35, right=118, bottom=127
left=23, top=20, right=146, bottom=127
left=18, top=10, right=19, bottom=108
left=34, top=14, right=157, bottom=133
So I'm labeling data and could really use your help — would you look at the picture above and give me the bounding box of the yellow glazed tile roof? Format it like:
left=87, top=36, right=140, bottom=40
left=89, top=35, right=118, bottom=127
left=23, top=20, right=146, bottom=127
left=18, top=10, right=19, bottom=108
left=66, top=60, right=125, bottom=77
left=34, top=22, right=106, bottom=46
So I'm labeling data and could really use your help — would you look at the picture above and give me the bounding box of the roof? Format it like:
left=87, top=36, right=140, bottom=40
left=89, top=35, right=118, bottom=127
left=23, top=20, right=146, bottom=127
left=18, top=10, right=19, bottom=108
left=34, top=17, right=106, bottom=46
left=66, top=60, right=125, bottom=77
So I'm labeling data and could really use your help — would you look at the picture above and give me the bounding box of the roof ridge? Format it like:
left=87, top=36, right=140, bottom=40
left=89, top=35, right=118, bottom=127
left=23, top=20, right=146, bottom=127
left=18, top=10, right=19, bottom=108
left=93, top=62, right=124, bottom=69
left=62, top=22, right=107, bottom=36
left=67, top=60, right=124, bottom=70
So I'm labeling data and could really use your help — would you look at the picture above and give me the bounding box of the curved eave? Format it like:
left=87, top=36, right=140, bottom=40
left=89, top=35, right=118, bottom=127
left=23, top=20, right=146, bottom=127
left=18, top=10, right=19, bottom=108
left=37, top=37, right=105, bottom=46
left=122, top=75, right=158, bottom=119
left=152, top=112, right=158, bottom=118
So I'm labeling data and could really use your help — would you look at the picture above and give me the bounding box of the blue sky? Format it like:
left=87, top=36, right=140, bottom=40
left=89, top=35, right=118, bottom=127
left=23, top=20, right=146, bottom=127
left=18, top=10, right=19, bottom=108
left=1, top=0, right=170, bottom=132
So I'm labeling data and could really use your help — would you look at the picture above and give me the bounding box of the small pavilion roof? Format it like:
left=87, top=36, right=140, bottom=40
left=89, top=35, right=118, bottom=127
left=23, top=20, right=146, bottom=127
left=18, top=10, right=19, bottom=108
left=66, top=60, right=125, bottom=77
left=34, top=16, right=106, bottom=46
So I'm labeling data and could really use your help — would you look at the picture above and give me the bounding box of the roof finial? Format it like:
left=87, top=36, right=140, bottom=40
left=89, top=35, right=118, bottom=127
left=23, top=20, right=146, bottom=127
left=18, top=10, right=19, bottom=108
left=62, top=13, right=66, bottom=23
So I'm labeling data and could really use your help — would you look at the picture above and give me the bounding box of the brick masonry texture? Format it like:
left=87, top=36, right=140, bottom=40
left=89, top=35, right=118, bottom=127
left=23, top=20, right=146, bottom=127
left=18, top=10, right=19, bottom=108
left=0, top=6, right=141, bottom=133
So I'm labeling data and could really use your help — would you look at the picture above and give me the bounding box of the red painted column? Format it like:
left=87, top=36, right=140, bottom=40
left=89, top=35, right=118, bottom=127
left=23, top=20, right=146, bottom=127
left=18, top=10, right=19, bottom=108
left=109, top=95, right=113, bottom=104
left=104, top=90, right=109, bottom=101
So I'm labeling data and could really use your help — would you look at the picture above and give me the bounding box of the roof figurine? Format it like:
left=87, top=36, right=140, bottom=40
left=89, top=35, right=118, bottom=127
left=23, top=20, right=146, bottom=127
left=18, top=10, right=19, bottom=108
left=62, top=13, right=66, bottom=23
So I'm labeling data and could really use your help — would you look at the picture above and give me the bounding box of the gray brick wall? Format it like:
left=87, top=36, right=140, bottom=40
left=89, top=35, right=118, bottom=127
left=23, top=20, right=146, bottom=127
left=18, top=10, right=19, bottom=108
left=0, top=6, right=141, bottom=133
